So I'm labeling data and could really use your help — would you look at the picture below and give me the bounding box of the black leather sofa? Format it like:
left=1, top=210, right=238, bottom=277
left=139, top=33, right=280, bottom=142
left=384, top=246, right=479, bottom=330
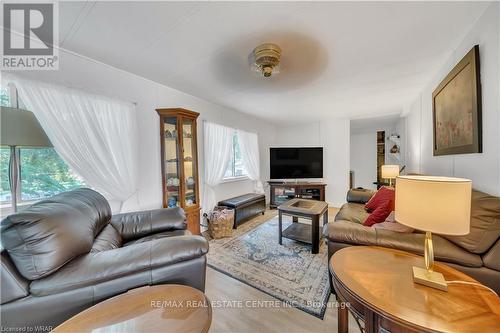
left=0, top=188, right=209, bottom=330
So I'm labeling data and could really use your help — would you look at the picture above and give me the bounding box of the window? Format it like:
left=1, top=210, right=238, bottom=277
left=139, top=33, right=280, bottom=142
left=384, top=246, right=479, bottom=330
left=0, top=147, right=85, bottom=206
left=224, top=131, right=248, bottom=179
left=1, top=85, right=85, bottom=210
left=1, top=87, right=10, bottom=107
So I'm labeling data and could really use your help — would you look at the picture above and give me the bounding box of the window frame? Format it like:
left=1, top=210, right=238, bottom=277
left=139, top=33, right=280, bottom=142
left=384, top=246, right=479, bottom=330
left=222, top=130, right=249, bottom=181
left=0, top=146, right=13, bottom=206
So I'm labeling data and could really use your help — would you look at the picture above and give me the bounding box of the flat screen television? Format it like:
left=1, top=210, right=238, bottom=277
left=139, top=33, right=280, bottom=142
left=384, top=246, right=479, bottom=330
left=270, top=147, right=323, bottom=179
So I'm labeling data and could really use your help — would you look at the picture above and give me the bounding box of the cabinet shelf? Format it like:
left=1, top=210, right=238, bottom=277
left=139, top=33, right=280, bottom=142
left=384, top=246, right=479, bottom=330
left=269, top=182, right=326, bottom=209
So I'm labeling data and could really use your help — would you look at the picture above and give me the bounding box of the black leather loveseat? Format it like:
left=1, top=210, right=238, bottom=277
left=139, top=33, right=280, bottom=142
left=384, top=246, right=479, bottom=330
left=0, top=188, right=209, bottom=330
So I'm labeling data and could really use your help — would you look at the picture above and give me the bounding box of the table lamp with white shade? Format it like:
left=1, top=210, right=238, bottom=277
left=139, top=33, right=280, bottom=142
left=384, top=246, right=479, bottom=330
left=395, top=175, right=472, bottom=291
left=381, top=164, right=399, bottom=186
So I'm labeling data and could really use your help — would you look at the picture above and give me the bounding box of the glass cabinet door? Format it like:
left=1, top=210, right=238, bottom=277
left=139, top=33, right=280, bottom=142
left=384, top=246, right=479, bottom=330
left=182, top=118, right=197, bottom=207
left=163, top=116, right=180, bottom=207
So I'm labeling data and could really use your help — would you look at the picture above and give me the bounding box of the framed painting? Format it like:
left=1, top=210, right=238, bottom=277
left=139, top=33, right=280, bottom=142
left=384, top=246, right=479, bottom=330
left=432, top=45, right=482, bottom=156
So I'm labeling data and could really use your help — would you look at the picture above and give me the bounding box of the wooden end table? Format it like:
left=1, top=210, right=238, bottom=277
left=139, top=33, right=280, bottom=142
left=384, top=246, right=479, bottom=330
left=330, top=246, right=500, bottom=333
left=278, top=198, right=328, bottom=254
left=53, top=285, right=212, bottom=333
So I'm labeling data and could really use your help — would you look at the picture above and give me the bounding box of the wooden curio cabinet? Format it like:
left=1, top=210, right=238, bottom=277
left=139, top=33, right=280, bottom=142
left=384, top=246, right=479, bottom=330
left=156, top=108, right=201, bottom=234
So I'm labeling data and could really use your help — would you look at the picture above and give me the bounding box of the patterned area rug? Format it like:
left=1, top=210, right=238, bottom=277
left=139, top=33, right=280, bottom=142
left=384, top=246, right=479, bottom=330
left=206, top=212, right=330, bottom=318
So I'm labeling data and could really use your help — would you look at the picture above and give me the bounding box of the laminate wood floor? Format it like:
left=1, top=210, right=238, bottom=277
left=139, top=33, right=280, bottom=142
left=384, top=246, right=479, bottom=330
left=205, top=268, right=361, bottom=333
left=204, top=208, right=361, bottom=333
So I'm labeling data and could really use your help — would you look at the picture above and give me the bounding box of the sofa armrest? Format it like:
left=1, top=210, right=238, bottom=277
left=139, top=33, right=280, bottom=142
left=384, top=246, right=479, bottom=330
left=346, top=189, right=375, bottom=204
left=111, top=207, right=187, bottom=241
left=30, top=235, right=209, bottom=296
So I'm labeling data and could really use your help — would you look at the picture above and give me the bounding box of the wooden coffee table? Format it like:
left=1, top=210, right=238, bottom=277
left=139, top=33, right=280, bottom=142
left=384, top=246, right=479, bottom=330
left=278, top=198, right=328, bottom=254
left=330, top=246, right=500, bottom=333
left=53, top=285, right=212, bottom=333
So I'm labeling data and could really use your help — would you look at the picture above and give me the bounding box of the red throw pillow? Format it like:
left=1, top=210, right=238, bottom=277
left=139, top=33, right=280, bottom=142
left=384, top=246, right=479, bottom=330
left=365, top=186, right=395, bottom=212
left=363, top=200, right=392, bottom=227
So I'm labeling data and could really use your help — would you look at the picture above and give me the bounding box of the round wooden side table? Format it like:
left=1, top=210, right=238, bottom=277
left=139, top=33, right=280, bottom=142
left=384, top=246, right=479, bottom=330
left=53, top=285, right=212, bottom=333
left=330, top=246, right=500, bottom=333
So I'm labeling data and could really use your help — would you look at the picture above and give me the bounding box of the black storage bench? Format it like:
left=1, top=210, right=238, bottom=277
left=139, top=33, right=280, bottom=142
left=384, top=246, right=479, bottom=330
left=218, top=193, right=266, bottom=229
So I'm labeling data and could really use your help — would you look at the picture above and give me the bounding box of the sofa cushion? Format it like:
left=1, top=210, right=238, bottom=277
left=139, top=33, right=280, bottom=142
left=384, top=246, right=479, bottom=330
left=334, top=203, right=370, bottom=224
left=346, top=188, right=375, bottom=204
left=373, top=221, right=414, bottom=233
left=29, top=235, right=209, bottom=296
left=1, top=251, right=29, bottom=304
left=483, top=240, right=500, bottom=271
left=0, top=188, right=111, bottom=280
left=324, top=220, right=377, bottom=244
left=442, top=190, right=500, bottom=254
left=323, top=221, right=482, bottom=267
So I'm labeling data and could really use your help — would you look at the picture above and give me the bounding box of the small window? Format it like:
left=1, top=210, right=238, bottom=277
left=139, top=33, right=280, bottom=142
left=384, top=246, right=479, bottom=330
left=224, top=131, right=248, bottom=179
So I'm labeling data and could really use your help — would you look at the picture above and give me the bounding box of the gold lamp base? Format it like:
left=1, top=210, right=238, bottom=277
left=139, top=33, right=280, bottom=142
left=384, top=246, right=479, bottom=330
left=412, top=266, right=448, bottom=291
left=412, top=231, right=448, bottom=291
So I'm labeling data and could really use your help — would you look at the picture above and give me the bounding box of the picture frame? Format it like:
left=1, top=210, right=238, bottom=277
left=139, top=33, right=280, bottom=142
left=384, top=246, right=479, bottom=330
left=432, top=45, right=482, bottom=156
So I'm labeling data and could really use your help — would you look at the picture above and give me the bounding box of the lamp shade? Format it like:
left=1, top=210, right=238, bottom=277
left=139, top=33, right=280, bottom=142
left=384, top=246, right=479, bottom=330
left=0, top=107, right=52, bottom=147
left=381, top=164, right=399, bottom=179
left=395, top=176, right=471, bottom=235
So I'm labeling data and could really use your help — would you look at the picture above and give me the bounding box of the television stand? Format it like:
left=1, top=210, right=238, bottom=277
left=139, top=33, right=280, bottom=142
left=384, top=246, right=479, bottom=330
left=268, top=181, right=326, bottom=209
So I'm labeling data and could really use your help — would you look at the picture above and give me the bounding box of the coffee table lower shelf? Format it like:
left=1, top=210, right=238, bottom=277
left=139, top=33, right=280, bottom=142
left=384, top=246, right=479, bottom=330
left=282, top=223, right=312, bottom=245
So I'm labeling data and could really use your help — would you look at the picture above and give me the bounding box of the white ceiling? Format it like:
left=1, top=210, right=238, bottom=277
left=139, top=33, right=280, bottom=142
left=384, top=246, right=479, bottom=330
left=57, top=1, right=489, bottom=124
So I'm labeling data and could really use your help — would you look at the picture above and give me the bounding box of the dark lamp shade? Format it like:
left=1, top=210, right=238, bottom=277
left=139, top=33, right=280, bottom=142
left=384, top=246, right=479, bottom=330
left=0, top=106, right=52, bottom=147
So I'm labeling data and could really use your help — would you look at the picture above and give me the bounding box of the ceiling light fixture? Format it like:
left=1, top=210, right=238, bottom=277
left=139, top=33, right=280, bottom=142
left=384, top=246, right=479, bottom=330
left=251, top=43, right=281, bottom=77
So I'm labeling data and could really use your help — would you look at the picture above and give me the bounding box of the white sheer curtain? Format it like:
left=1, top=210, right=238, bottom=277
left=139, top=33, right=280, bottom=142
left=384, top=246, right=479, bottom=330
left=238, top=130, right=264, bottom=194
left=202, top=121, right=233, bottom=214
left=4, top=74, right=138, bottom=211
